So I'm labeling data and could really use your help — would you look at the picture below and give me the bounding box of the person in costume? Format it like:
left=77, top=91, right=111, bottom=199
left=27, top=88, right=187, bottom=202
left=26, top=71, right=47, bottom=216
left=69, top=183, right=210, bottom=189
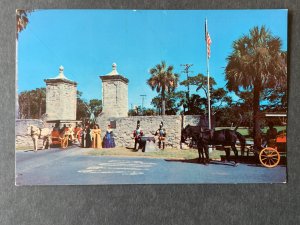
left=133, top=121, right=144, bottom=150
left=73, top=124, right=83, bottom=145
left=154, top=121, right=166, bottom=150
left=91, top=124, right=102, bottom=149
left=81, top=123, right=92, bottom=148
left=103, top=124, right=115, bottom=148
left=262, top=121, right=278, bottom=147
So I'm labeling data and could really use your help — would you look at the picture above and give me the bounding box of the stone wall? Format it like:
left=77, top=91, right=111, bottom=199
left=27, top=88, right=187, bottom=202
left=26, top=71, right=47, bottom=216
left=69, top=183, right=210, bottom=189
left=15, top=119, right=45, bottom=149
left=183, top=115, right=201, bottom=127
left=96, top=115, right=201, bottom=149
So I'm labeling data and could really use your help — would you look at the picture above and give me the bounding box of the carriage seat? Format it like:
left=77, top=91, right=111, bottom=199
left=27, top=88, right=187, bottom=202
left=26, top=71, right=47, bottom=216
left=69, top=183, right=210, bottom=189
left=51, top=130, right=61, bottom=145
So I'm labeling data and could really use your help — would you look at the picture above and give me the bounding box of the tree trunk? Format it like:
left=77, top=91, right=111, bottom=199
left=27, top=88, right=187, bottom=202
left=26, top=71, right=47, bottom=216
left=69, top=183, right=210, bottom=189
left=27, top=94, right=31, bottom=119
left=161, top=90, right=166, bottom=115
left=253, top=82, right=261, bottom=151
left=162, top=100, right=166, bottom=115
left=38, top=99, right=42, bottom=118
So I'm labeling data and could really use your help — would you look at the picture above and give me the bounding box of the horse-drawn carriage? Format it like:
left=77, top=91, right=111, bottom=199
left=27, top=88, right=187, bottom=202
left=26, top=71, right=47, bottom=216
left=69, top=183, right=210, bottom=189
left=49, top=121, right=82, bottom=149
left=258, top=130, right=286, bottom=168
left=247, top=112, right=287, bottom=168
left=28, top=120, right=81, bottom=151
left=181, top=112, right=287, bottom=168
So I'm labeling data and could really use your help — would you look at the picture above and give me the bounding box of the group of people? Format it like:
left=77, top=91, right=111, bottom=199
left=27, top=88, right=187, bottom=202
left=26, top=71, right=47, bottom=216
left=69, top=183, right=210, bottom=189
left=53, top=120, right=167, bottom=150
left=53, top=122, right=116, bottom=149
left=80, top=123, right=116, bottom=148
left=133, top=121, right=167, bottom=150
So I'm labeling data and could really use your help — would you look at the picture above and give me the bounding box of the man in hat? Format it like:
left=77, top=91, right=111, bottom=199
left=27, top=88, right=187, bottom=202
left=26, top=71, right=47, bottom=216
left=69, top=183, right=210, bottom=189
left=155, top=122, right=166, bottom=150
left=133, top=121, right=143, bottom=150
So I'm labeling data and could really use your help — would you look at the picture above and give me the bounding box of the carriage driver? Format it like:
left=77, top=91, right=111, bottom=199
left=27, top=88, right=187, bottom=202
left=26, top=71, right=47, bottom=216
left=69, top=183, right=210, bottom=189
left=262, top=121, right=277, bottom=147
left=154, top=121, right=166, bottom=150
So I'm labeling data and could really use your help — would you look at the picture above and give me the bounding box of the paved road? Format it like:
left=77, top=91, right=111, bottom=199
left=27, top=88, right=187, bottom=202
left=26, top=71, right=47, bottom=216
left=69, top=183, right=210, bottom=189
left=16, top=147, right=286, bottom=185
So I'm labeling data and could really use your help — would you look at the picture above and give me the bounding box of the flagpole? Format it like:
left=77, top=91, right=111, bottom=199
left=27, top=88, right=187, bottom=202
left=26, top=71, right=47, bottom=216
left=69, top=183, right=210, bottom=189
left=205, top=18, right=211, bottom=130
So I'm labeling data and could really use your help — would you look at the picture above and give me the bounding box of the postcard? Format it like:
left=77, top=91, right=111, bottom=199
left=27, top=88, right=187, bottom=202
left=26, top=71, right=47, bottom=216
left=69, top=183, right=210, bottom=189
left=16, top=9, right=287, bottom=185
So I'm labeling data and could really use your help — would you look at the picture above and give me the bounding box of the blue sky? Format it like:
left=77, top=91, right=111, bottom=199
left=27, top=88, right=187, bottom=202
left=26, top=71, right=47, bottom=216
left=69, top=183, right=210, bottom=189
left=17, top=9, right=287, bottom=108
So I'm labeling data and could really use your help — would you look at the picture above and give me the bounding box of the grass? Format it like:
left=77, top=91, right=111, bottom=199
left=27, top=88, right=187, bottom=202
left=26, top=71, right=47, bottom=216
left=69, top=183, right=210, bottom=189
left=85, top=147, right=225, bottom=160
left=16, top=144, right=237, bottom=160
left=16, top=146, right=33, bottom=150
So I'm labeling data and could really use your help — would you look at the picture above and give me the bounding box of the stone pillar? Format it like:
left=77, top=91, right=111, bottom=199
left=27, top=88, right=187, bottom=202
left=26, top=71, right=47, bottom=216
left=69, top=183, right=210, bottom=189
left=44, top=66, right=77, bottom=121
left=100, top=63, right=129, bottom=118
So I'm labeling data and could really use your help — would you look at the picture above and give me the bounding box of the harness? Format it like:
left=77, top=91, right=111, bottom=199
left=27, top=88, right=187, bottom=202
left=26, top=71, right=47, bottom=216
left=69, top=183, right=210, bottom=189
left=199, top=129, right=214, bottom=140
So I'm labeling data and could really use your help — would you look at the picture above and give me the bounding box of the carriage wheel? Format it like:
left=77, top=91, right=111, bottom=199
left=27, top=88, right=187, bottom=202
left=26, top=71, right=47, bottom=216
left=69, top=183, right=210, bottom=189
left=259, top=147, right=280, bottom=168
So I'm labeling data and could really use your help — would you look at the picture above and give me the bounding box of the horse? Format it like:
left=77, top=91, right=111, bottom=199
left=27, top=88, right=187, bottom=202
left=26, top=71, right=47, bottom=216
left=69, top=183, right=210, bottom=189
left=181, top=125, right=245, bottom=165
left=27, top=125, right=52, bottom=152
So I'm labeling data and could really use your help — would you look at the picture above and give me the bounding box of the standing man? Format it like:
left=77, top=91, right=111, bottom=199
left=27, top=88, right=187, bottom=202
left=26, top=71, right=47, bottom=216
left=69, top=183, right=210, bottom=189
left=133, top=120, right=143, bottom=150
left=155, top=121, right=166, bottom=150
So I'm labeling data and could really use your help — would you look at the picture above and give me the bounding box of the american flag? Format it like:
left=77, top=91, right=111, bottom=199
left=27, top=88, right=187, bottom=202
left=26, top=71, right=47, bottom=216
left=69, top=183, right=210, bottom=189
left=206, top=32, right=212, bottom=58
left=205, top=20, right=212, bottom=58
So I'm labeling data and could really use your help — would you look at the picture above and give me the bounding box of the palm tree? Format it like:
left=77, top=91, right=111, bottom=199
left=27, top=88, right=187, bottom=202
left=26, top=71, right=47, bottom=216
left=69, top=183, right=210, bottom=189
left=225, top=26, right=287, bottom=149
left=147, top=61, right=179, bottom=115
left=16, top=10, right=30, bottom=39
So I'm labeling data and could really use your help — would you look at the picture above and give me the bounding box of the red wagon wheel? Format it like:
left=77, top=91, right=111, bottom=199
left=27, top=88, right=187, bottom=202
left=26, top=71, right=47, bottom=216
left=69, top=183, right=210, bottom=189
left=259, top=147, right=280, bottom=168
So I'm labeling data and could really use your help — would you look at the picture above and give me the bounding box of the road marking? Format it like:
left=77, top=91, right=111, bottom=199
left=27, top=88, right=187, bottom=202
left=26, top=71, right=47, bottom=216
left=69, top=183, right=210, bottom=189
left=78, top=160, right=157, bottom=176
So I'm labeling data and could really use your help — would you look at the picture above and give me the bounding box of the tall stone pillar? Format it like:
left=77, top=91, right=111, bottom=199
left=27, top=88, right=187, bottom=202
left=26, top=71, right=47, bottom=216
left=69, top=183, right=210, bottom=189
left=100, top=63, right=129, bottom=118
left=44, top=66, right=77, bottom=121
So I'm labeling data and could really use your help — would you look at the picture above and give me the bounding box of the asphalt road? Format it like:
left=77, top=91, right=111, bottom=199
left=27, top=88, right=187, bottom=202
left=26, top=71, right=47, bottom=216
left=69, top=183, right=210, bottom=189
left=15, top=147, right=287, bottom=185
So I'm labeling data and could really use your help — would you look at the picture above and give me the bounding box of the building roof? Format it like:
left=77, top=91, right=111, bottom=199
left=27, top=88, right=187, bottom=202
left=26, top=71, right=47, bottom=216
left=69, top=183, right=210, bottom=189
left=44, top=66, right=77, bottom=85
left=100, top=63, right=129, bottom=83
left=106, top=63, right=119, bottom=75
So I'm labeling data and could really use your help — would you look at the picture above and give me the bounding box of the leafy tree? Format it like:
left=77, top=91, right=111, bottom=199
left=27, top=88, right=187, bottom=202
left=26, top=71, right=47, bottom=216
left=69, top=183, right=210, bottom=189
left=76, top=91, right=88, bottom=120
left=76, top=91, right=102, bottom=122
left=147, top=61, right=179, bottom=115
left=180, top=73, right=216, bottom=99
left=181, top=73, right=230, bottom=115
left=18, top=88, right=46, bottom=119
left=225, top=26, right=287, bottom=149
left=151, top=90, right=183, bottom=115
left=143, top=108, right=157, bottom=116
left=261, top=86, right=287, bottom=112
left=185, top=94, right=206, bottom=115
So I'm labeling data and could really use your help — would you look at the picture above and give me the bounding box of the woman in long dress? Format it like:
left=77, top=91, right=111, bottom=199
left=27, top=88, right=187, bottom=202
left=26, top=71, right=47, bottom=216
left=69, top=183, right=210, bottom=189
left=103, top=125, right=115, bottom=148
left=91, top=124, right=102, bottom=149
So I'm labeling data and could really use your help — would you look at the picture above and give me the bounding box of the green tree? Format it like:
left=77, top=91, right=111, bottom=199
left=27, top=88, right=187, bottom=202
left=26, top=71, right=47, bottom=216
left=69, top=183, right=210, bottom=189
left=147, top=61, right=179, bottom=115
left=261, top=86, right=287, bottom=112
left=76, top=91, right=102, bottom=122
left=225, top=26, right=287, bottom=149
left=181, top=73, right=230, bottom=115
left=18, top=88, right=46, bottom=119
left=180, top=73, right=216, bottom=100
left=76, top=91, right=88, bottom=120
left=151, top=90, right=183, bottom=115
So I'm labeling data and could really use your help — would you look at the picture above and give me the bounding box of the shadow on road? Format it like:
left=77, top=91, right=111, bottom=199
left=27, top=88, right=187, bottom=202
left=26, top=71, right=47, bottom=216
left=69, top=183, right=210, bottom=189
left=165, top=156, right=287, bottom=168
left=164, top=158, right=237, bottom=167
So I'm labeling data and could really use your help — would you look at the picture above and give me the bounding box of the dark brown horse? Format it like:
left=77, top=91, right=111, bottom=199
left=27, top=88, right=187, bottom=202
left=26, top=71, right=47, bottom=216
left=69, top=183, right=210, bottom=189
left=181, top=125, right=245, bottom=165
